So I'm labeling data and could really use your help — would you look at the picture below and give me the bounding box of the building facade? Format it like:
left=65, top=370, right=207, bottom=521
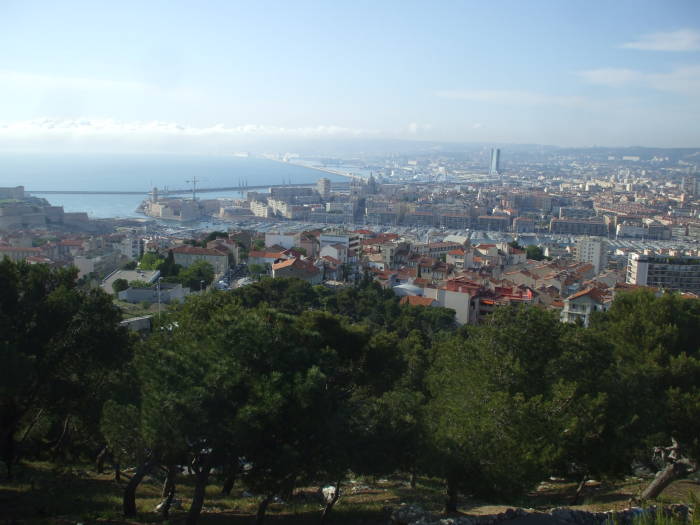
left=172, top=245, right=229, bottom=275
left=626, top=253, right=700, bottom=294
left=489, top=148, right=500, bottom=175
left=575, top=237, right=608, bottom=274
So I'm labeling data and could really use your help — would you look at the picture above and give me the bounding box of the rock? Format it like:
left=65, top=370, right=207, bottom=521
left=550, top=507, right=574, bottom=523
left=154, top=498, right=182, bottom=512
left=668, top=504, right=690, bottom=522
left=391, top=504, right=436, bottom=525
left=390, top=503, right=688, bottom=525
left=322, top=485, right=339, bottom=504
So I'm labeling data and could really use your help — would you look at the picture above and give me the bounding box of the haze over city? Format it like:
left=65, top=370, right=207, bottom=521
left=1, top=0, right=700, bottom=152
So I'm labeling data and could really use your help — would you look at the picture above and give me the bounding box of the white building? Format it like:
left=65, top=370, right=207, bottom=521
left=320, top=243, right=349, bottom=264
left=250, top=200, right=271, bottom=218
left=319, top=232, right=361, bottom=254
left=265, top=232, right=300, bottom=250
left=119, top=235, right=143, bottom=260
left=317, top=177, right=331, bottom=200
left=627, top=253, right=700, bottom=294
left=560, top=288, right=608, bottom=327
left=171, top=245, right=229, bottom=275
left=575, top=237, right=608, bottom=274
left=101, top=268, right=160, bottom=295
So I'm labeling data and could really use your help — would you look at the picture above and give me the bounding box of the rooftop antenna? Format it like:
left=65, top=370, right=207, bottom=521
left=186, top=176, right=199, bottom=200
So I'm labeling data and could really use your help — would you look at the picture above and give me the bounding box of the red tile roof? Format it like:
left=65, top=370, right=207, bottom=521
left=567, top=287, right=605, bottom=302
left=400, top=296, right=436, bottom=307
left=272, top=258, right=298, bottom=270
left=272, top=257, right=319, bottom=274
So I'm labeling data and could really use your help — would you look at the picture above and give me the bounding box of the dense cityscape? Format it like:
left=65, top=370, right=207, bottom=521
left=2, top=1, right=700, bottom=524
left=2, top=146, right=700, bottom=329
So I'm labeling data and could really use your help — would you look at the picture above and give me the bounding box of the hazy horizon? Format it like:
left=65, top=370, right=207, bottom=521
left=1, top=1, right=699, bottom=153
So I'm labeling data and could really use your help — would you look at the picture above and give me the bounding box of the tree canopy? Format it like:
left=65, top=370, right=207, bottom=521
left=3, top=259, right=699, bottom=522
left=0, top=259, right=132, bottom=478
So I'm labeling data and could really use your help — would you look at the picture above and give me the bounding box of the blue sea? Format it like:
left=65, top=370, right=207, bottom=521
left=0, top=154, right=346, bottom=218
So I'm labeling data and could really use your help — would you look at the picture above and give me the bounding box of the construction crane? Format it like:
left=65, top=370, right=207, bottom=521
left=185, top=176, right=199, bottom=200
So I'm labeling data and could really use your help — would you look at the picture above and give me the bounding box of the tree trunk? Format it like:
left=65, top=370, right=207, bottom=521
left=160, top=465, right=177, bottom=518
left=320, top=482, right=341, bottom=525
left=50, top=415, right=71, bottom=461
left=571, top=472, right=588, bottom=505
left=410, top=469, right=417, bottom=489
left=114, top=461, right=121, bottom=482
left=186, top=463, right=211, bottom=525
left=123, top=459, right=153, bottom=516
left=255, top=495, right=273, bottom=525
left=445, top=476, right=459, bottom=513
left=17, top=409, right=44, bottom=449
left=1, top=428, right=15, bottom=480
left=221, top=474, right=236, bottom=495
left=96, top=445, right=108, bottom=474
left=1, top=409, right=22, bottom=480
left=640, top=460, right=695, bottom=501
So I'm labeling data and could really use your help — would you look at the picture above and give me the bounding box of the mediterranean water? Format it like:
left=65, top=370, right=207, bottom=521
left=0, top=153, right=347, bottom=219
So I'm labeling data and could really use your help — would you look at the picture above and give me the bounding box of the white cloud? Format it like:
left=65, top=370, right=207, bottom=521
left=406, top=122, right=433, bottom=135
left=435, top=89, right=589, bottom=107
left=472, top=123, right=483, bottom=129
left=577, top=65, right=700, bottom=95
left=622, top=29, right=700, bottom=51
left=0, top=118, right=378, bottom=138
left=576, top=68, right=641, bottom=87
left=647, top=65, right=700, bottom=94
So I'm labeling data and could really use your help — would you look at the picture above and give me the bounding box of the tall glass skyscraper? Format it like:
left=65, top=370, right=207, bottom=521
left=489, top=148, right=500, bottom=175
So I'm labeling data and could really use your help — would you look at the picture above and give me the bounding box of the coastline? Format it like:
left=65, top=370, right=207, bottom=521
left=262, top=157, right=366, bottom=181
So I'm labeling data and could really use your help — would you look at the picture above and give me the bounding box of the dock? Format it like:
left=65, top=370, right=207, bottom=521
left=28, top=183, right=319, bottom=196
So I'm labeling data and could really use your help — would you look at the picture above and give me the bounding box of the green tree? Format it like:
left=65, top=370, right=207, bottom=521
left=159, top=250, right=181, bottom=277
left=202, top=230, right=228, bottom=247
left=0, top=260, right=131, bottom=478
left=139, top=251, right=164, bottom=270
left=232, top=277, right=318, bottom=314
left=178, top=261, right=214, bottom=290
left=425, top=306, right=567, bottom=509
left=590, top=289, right=700, bottom=498
left=525, top=244, right=546, bottom=261
left=128, top=280, right=152, bottom=288
left=100, top=401, right=153, bottom=516
left=127, top=295, right=375, bottom=524
left=112, top=278, right=129, bottom=293
left=247, top=263, right=267, bottom=281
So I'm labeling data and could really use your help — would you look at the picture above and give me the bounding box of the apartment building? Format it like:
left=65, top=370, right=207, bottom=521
left=575, top=237, right=608, bottom=274
left=627, top=253, right=700, bottom=294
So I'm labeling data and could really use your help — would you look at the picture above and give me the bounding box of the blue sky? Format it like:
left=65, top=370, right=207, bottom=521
left=0, top=0, right=699, bottom=151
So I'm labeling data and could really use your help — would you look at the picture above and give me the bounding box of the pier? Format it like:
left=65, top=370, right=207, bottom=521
left=27, top=183, right=323, bottom=196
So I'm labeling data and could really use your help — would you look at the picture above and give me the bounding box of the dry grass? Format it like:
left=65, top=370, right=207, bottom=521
left=1, top=462, right=698, bottom=524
